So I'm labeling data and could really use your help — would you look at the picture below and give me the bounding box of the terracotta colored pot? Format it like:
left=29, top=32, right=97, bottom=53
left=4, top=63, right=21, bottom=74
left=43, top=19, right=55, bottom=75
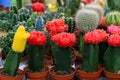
left=76, top=65, right=102, bottom=80
left=103, top=67, right=120, bottom=80
left=0, top=68, right=25, bottom=80
left=49, top=66, right=76, bottom=80
left=24, top=66, right=48, bottom=80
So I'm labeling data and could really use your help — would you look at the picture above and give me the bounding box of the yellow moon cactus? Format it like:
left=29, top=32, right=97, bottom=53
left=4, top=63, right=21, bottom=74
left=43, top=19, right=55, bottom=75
left=12, top=26, right=30, bottom=53
left=98, top=0, right=105, bottom=8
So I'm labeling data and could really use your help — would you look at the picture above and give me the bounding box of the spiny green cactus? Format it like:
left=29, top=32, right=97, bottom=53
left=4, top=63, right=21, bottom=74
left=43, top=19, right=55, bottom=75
left=84, top=3, right=104, bottom=22
left=82, top=43, right=99, bottom=72
left=18, top=8, right=30, bottom=15
left=35, top=16, right=44, bottom=31
left=18, top=13, right=28, bottom=22
left=10, top=5, right=18, bottom=14
left=27, top=45, right=45, bottom=72
left=106, top=11, right=120, bottom=26
left=104, top=47, right=120, bottom=73
left=75, top=9, right=99, bottom=33
left=12, top=14, right=18, bottom=26
left=64, top=17, right=75, bottom=33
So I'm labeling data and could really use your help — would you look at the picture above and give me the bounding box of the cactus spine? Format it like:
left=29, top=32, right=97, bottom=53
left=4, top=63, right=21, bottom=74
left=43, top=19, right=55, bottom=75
left=82, top=43, right=99, bottom=72
left=35, top=16, right=44, bottom=31
left=64, top=17, right=75, bottom=33
left=75, top=9, right=99, bottom=33
left=106, top=11, right=120, bottom=26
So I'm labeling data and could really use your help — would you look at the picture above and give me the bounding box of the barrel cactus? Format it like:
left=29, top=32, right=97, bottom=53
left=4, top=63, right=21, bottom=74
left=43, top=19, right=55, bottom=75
left=106, top=11, right=120, bottom=26
left=84, top=3, right=104, bottom=22
left=75, top=9, right=99, bottom=33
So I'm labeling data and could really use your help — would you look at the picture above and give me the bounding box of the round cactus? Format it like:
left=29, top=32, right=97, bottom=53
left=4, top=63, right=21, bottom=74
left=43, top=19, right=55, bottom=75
left=106, top=11, right=120, bottom=26
left=84, top=3, right=104, bottom=22
left=75, top=9, right=99, bottom=33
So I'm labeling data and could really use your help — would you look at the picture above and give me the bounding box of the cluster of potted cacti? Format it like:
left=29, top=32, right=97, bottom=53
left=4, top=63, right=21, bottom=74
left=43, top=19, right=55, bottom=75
left=1, top=0, right=120, bottom=80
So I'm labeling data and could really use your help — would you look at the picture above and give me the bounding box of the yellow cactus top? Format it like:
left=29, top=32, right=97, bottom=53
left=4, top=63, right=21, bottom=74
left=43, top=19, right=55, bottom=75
left=12, top=26, right=30, bottom=53
left=48, top=3, right=57, bottom=12
left=97, top=0, right=105, bottom=8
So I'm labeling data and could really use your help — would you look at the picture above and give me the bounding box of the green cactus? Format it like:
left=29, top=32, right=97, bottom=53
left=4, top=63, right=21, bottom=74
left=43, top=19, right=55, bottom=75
left=35, top=16, right=44, bottom=31
left=12, top=14, right=18, bottom=26
left=106, top=11, right=120, bottom=26
left=107, top=0, right=120, bottom=11
left=82, top=43, right=99, bottom=72
left=75, top=9, right=99, bottom=33
left=104, top=46, right=120, bottom=73
left=10, top=5, right=18, bottom=14
left=27, top=45, right=45, bottom=72
left=84, top=3, right=104, bottom=22
left=55, top=46, right=72, bottom=73
left=66, top=0, right=80, bottom=15
left=2, top=50, right=22, bottom=76
left=18, top=8, right=30, bottom=15
left=56, top=7, right=71, bottom=18
left=18, top=13, right=28, bottom=22
left=64, top=17, right=75, bottom=33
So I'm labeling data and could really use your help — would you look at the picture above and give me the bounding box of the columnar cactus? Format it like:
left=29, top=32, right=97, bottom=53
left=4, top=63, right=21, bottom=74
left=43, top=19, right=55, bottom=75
left=84, top=3, right=104, bottom=22
left=64, top=17, right=75, bottom=33
left=75, top=9, right=99, bottom=33
left=104, top=34, right=120, bottom=73
left=35, top=16, right=44, bottom=31
left=2, top=26, right=30, bottom=76
left=106, top=11, right=120, bottom=26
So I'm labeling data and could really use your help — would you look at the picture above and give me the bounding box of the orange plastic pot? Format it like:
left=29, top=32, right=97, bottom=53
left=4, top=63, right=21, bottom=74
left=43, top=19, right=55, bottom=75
left=49, top=66, right=76, bottom=80
left=76, top=65, right=102, bottom=80
left=0, top=68, right=25, bottom=80
left=24, top=66, right=48, bottom=80
left=103, top=67, right=120, bottom=80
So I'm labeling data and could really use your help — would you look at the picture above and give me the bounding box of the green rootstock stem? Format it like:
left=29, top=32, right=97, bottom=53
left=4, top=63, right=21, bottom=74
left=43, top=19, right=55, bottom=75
left=82, top=43, right=99, bottom=72
left=3, top=50, right=22, bottom=76
left=55, top=47, right=72, bottom=73
left=28, top=45, right=44, bottom=72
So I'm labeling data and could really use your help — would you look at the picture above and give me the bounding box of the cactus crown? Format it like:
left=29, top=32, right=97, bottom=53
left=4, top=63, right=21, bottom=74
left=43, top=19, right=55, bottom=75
left=84, top=3, right=104, bottom=22
left=75, top=9, right=99, bottom=33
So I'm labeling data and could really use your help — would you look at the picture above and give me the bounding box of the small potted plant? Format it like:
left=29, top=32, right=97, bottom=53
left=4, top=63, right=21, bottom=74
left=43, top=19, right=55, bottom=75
left=49, top=32, right=76, bottom=80
left=24, top=30, right=48, bottom=80
left=76, top=29, right=107, bottom=80
left=103, top=26, right=120, bottom=79
left=0, top=26, right=30, bottom=80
